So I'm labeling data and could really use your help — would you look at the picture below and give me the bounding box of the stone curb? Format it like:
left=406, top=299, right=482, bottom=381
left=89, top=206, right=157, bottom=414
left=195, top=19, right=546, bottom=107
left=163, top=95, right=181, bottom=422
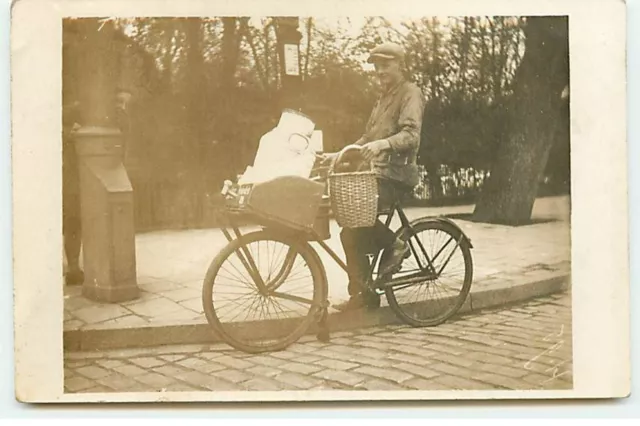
left=64, top=270, right=570, bottom=352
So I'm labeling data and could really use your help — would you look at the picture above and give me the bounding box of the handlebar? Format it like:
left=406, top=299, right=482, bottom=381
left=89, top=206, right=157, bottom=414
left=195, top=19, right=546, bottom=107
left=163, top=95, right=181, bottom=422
left=328, top=144, right=371, bottom=174
left=332, top=144, right=362, bottom=166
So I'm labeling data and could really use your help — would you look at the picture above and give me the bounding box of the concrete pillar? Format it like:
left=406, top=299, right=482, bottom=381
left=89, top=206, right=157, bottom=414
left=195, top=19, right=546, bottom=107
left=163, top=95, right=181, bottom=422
left=75, top=126, right=139, bottom=302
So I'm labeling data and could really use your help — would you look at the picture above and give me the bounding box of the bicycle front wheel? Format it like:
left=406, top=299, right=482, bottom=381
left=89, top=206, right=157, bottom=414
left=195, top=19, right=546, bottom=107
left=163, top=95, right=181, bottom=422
left=202, top=230, right=326, bottom=353
left=385, top=219, right=473, bottom=327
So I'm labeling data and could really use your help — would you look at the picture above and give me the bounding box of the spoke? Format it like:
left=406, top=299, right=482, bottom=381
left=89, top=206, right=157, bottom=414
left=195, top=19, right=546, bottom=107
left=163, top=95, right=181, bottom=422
left=218, top=257, right=246, bottom=282
left=268, top=241, right=280, bottom=279
left=252, top=294, right=269, bottom=322
left=235, top=242, right=264, bottom=287
left=274, top=246, right=291, bottom=275
left=272, top=294, right=308, bottom=318
left=269, top=251, right=284, bottom=285
left=266, top=247, right=298, bottom=291
left=228, top=253, right=259, bottom=291
left=256, top=240, right=262, bottom=280
left=278, top=281, right=313, bottom=296
left=271, top=291, right=314, bottom=306
left=212, top=291, right=255, bottom=297
left=268, top=296, right=285, bottom=320
left=408, top=239, right=426, bottom=271
left=259, top=294, right=269, bottom=322
left=432, top=279, right=449, bottom=302
left=429, top=229, right=436, bottom=259
left=431, top=236, right=454, bottom=265
left=280, top=273, right=313, bottom=286
left=436, top=270, right=463, bottom=289
left=396, top=280, right=422, bottom=304
left=434, top=274, right=464, bottom=295
left=270, top=296, right=293, bottom=319
left=284, top=257, right=308, bottom=279
left=216, top=270, right=256, bottom=290
left=281, top=269, right=307, bottom=284
left=213, top=292, right=255, bottom=305
left=264, top=240, right=271, bottom=280
left=279, top=269, right=310, bottom=284
left=417, top=230, right=437, bottom=273
left=410, top=284, right=428, bottom=318
left=219, top=260, right=252, bottom=287
left=437, top=239, right=462, bottom=276
left=438, top=261, right=465, bottom=276
left=227, top=292, right=262, bottom=323
left=270, top=296, right=294, bottom=320
left=212, top=284, right=254, bottom=294
left=214, top=293, right=257, bottom=320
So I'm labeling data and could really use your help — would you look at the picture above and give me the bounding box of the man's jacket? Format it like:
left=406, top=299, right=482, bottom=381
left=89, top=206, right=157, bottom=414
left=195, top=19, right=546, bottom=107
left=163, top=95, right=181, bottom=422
left=355, top=79, right=425, bottom=188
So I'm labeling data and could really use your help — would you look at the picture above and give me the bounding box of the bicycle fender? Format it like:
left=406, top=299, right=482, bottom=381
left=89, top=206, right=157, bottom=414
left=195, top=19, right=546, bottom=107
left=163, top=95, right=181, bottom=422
left=433, top=216, right=473, bottom=249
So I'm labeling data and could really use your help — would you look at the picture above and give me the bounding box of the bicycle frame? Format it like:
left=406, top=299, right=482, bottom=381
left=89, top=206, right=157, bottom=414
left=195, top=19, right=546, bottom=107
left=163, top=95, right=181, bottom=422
left=218, top=198, right=467, bottom=299
left=216, top=143, right=470, bottom=299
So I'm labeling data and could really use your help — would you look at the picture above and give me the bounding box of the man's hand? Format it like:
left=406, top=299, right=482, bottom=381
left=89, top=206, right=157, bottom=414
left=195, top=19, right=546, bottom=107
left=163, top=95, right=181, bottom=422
left=318, top=152, right=338, bottom=165
left=361, top=139, right=391, bottom=161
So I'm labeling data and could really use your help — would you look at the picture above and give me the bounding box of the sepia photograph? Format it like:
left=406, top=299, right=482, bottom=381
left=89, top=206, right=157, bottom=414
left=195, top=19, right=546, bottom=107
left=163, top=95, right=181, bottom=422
left=60, top=14, right=573, bottom=395
left=10, top=0, right=629, bottom=405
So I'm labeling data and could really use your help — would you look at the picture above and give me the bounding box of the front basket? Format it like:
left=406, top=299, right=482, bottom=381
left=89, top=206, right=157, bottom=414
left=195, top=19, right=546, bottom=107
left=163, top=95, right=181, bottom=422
left=328, top=171, right=379, bottom=228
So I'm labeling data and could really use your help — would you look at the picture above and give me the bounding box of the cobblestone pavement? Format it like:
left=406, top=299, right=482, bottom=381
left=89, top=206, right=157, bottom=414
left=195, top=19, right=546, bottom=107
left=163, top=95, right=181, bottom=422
left=64, top=292, right=572, bottom=393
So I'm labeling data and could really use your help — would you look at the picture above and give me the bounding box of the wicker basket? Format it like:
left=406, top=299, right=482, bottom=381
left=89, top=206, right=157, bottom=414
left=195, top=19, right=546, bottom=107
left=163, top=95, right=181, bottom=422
left=329, top=170, right=379, bottom=228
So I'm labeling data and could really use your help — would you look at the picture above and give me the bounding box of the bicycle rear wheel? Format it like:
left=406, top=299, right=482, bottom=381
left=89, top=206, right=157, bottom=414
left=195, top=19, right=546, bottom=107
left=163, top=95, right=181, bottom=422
left=385, top=219, right=473, bottom=327
left=202, top=230, right=326, bottom=353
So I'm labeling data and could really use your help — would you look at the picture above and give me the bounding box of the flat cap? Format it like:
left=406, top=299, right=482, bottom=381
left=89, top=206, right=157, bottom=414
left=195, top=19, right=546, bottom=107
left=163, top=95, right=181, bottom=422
left=367, top=42, right=405, bottom=63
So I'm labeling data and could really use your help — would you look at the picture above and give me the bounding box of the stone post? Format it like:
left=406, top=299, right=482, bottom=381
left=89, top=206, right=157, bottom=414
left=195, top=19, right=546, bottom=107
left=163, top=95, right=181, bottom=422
left=75, top=126, right=139, bottom=302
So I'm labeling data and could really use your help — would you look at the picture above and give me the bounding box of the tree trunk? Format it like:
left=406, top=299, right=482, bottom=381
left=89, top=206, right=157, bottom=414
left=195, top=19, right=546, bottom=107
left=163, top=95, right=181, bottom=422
left=241, top=20, right=268, bottom=90
left=221, top=17, right=240, bottom=88
left=183, top=19, right=207, bottom=173
left=69, top=19, right=116, bottom=127
left=304, top=18, right=313, bottom=80
left=218, top=17, right=243, bottom=174
left=472, top=16, right=569, bottom=225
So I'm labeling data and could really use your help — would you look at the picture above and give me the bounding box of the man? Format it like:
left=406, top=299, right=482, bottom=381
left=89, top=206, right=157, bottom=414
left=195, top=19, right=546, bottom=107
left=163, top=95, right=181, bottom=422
left=114, top=87, right=133, bottom=163
left=62, top=100, right=84, bottom=285
left=333, top=42, right=425, bottom=311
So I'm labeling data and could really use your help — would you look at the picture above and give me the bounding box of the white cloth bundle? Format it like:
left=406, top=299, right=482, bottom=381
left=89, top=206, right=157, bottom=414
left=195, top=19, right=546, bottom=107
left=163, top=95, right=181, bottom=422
left=238, top=111, right=322, bottom=185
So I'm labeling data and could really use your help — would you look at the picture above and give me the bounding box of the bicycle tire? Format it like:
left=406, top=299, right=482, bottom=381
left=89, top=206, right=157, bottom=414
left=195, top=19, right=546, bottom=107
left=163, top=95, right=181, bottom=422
left=202, top=229, right=327, bottom=353
left=385, top=218, right=473, bottom=327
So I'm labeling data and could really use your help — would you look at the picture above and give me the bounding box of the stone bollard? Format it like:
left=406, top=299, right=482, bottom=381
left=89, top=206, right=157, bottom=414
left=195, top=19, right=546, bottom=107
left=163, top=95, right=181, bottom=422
left=74, top=126, right=139, bottom=302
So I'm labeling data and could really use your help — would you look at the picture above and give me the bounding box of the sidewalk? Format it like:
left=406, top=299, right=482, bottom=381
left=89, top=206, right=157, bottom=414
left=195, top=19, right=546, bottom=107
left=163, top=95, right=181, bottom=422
left=64, top=196, right=571, bottom=351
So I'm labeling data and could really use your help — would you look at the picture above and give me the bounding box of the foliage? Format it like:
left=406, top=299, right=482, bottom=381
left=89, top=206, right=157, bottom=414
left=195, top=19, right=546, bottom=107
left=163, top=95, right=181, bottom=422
left=65, top=16, right=569, bottom=231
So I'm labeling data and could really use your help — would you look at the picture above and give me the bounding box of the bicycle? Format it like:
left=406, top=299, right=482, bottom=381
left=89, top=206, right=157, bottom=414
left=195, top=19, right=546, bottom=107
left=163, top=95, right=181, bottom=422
left=202, top=144, right=474, bottom=353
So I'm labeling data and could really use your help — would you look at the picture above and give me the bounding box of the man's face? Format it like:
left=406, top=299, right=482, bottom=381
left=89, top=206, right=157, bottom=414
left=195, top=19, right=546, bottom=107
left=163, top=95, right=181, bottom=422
left=374, top=59, right=402, bottom=88
left=116, top=91, right=133, bottom=111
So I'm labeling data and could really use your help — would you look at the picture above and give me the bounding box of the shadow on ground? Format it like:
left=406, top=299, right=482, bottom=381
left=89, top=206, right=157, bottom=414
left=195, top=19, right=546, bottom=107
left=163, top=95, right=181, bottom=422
left=443, top=213, right=559, bottom=227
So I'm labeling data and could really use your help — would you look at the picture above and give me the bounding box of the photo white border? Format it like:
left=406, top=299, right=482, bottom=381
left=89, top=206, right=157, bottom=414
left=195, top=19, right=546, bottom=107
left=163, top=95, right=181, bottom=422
left=10, top=0, right=629, bottom=403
